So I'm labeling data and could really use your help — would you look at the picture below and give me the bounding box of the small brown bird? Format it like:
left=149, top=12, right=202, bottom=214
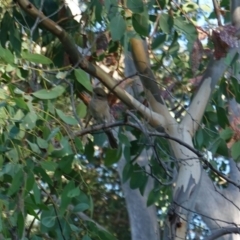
left=88, top=87, right=118, bottom=149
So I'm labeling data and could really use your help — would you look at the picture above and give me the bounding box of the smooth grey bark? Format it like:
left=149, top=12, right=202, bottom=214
left=118, top=155, right=160, bottom=240
left=165, top=1, right=240, bottom=238
left=116, top=50, right=160, bottom=240
left=192, top=71, right=240, bottom=240
left=194, top=169, right=240, bottom=240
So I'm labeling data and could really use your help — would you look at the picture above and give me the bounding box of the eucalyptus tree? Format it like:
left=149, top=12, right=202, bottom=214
left=0, top=0, right=240, bottom=239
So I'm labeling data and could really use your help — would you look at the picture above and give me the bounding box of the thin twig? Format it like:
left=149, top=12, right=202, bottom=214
left=39, top=185, right=67, bottom=240
left=212, top=0, right=222, bottom=26
left=74, top=119, right=240, bottom=188
left=74, top=120, right=203, bottom=157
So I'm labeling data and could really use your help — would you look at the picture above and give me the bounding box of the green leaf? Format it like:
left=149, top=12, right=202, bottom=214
left=6, top=148, right=19, bottom=161
left=60, top=181, right=75, bottom=215
left=94, top=132, right=107, bottom=147
left=130, top=170, right=147, bottom=190
left=216, top=139, right=229, bottom=157
left=74, top=69, right=92, bottom=92
left=168, top=32, right=180, bottom=55
left=104, top=0, right=118, bottom=20
left=22, top=52, right=52, bottom=64
left=216, top=107, right=229, bottom=128
left=33, top=182, right=41, bottom=204
left=231, top=141, right=240, bottom=160
left=220, top=128, right=234, bottom=141
left=9, top=28, right=21, bottom=55
left=47, top=127, right=60, bottom=141
left=51, top=137, right=73, bottom=157
left=0, top=215, right=3, bottom=232
left=6, top=63, right=16, bottom=72
left=231, top=77, right=240, bottom=103
left=139, top=173, right=148, bottom=195
left=130, top=139, right=143, bottom=156
left=34, top=166, right=53, bottom=186
left=83, top=235, right=92, bottom=240
left=26, top=172, right=35, bottom=192
left=0, top=44, right=14, bottom=64
left=26, top=140, right=41, bottom=154
left=76, top=101, right=87, bottom=118
left=67, top=187, right=80, bottom=198
left=0, top=163, right=21, bottom=177
left=40, top=161, right=58, bottom=171
left=209, top=159, right=218, bottom=169
left=151, top=34, right=167, bottom=50
left=17, top=212, right=24, bottom=237
left=32, top=85, right=65, bottom=100
left=156, top=0, right=166, bottom=9
left=74, top=137, right=83, bottom=153
left=147, top=189, right=160, bottom=206
left=98, top=230, right=117, bottom=240
left=84, top=140, right=94, bottom=162
left=94, top=0, right=103, bottom=23
left=75, top=192, right=91, bottom=209
left=174, top=17, right=197, bottom=52
left=8, top=169, right=23, bottom=196
left=209, top=139, right=220, bottom=155
left=225, top=52, right=238, bottom=67
left=23, top=112, right=38, bottom=130
left=41, top=207, right=55, bottom=231
left=73, top=203, right=89, bottom=212
left=132, top=13, right=149, bottom=36
left=59, top=154, right=74, bottom=173
left=9, top=125, right=20, bottom=139
left=104, top=148, right=121, bottom=166
left=174, top=17, right=197, bottom=38
left=182, top=2, right=199, bottom=11
left=28, top=206, right=40, bottom=219
left=110, top=15, right=126, bottom=41
left=89, top=195, right=94, bottom=216
left=119, top=133, right=131, bottom=147
left=123, top=145, right=131, bottom=162
left=31, top=236, right=42, bottom=240
left=0, top=12, right=11, bottom=45
left=13, top=97, right=29, bottom=111
left=69, top=224, right=82, bottom=232
left=160, top=13, right=173, bottom=34
left=122, top=162, right=133, bottom=183
left=42, top=216, right=56, bottom=228
left=195, top=128, right=204, bottom=147
left=37, top=137, right=48, bottom=149
left=127, top=0, right=144, bottom=13
left=56, top=109, right=78, bottom=125
left=232, top=54, right=240, bottom=76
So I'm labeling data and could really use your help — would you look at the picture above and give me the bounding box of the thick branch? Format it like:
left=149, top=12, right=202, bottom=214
left=130, top=38, right=163, bottom=103
left=182, top=50, right=238, bottom=135
left=130, top=38, right=174, bottom=124
left=183, top=0, right=240, bottom=134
